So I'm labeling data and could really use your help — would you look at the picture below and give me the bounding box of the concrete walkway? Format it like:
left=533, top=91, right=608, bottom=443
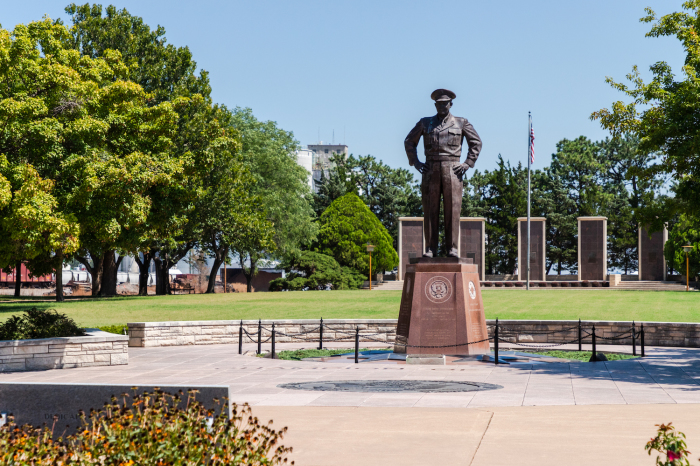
left=2, top=343, right=700, bottom=464
left=256, top=404, right=700, bottom=465
left=2, top=343, right=700, bottom=407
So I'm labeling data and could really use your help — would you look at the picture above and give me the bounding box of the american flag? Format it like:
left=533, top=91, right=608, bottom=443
left=529, top=121, right=535, bottom=165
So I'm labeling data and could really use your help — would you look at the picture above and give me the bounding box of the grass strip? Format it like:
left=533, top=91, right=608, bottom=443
left=1, top=290, right=700, bottom=326
left=258, top=348, right=381, bottom=361
left=527, top=350, right=637, bottom=361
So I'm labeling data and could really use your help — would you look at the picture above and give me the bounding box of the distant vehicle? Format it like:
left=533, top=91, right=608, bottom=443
left=0, top=264, right=54, bottom=288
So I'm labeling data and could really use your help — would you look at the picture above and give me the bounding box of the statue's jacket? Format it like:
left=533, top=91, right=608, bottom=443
left=404, top=114, right=482, bottom=167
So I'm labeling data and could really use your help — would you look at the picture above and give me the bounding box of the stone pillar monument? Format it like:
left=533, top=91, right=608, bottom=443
left=397, top=217, right=425, bottom=281
left=517, top=217, right=546, bottom=281
left=578, top=217, right=607, bottom=281
left=638, top=225, right=668, bottom=281
left=459, top=218, right=486, bottom=281
left=395, top=88, right=488, bottom=356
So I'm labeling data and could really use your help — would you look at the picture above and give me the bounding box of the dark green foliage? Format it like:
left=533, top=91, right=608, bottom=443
left=228, top=108, right=317, bottom=292
left=463, top=155, right=526, bottom=274
left=593, top=3, right=700, bottom=235
left=463, top=135, right=660, bottom=276
left=0, top=307, right=85, bottom=340
left=533, top=170, right=578, bottom=274
left=316, top=193, right=398, bottom=275
left=64, top=3, right=211, bottom=103
left=269, top=251, right=364, bottom=291
left=97, top=324, right=127, bottom=335
left=313, top=154, right=422, bottom=249
left=665, top=215, right=700, bottom=280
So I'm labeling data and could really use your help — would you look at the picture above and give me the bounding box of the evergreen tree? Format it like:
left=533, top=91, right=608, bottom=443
left=313, top=154, right=421, bottom=249
left=315, top=193, right=398, bottom=275
left=463, top=155, right=526, bottom=274
left=533, top=170, right=578, bottom=274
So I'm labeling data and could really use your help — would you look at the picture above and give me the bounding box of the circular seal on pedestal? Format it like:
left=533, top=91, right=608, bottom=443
left=468, top=281, right=477, bottom=300
left=425, top=276, right=452, bottom=304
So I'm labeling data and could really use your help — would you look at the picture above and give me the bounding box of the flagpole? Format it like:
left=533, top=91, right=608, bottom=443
left=527, top=112, right=531, bottom=291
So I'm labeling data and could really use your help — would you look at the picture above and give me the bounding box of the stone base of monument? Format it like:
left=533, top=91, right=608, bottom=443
left=394, top=257, right=489, bottom=356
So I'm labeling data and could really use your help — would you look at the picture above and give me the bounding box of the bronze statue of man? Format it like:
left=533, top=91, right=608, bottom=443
left=404, top=89, right=482, bottom=258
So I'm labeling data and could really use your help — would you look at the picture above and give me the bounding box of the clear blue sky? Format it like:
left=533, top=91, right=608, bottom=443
left=5, top=1, right=687, bottom=174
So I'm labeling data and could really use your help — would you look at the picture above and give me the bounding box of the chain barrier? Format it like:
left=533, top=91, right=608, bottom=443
left=238, top=319, right=643, bottom=362
left=400, top=336, right=491, bottom=349
left=496, top=336, right=584, bottom=349
left=596, top=330, right=634, bottom=341
left=497, top=325, right=580, bottom=336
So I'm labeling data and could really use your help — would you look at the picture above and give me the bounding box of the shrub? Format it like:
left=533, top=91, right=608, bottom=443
left=0, top=389, right=293, bottom=465
left=97, top=325, right=128, bottom=335
left=315, top=193, right=398, bottom=275
left=0, top=307, right=84, bottom=341
left=646, top=423, right=691, bottom=466
left=269, top=251, right=364, bottom=291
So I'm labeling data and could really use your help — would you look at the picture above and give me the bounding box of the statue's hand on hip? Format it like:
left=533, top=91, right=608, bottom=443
left=414, top=160, right=428, bottom=175
left=453, top=163, right=470, bottom=177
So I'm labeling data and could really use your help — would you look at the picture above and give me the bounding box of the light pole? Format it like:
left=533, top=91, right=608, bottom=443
left=366, top=244, right=375, bottom=291
left=683, top=245, right=693, bottom=292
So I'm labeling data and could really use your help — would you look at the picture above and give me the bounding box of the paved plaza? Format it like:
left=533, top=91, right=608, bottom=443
left=3, top=343, right=700, bottom=464
left=2, top=343, right=700, bottom=407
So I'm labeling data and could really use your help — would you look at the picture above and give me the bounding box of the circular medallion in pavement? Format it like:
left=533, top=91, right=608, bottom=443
left=468, top=281, right=477, bottom=299
left=278, top=380, right=502, bottom=393
left=425, top=276, right=452, bottom=304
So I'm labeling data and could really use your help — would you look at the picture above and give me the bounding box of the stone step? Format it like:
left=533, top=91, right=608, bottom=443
left=369, top=281, right=405, bottom=291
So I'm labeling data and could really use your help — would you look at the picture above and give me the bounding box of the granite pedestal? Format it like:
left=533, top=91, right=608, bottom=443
left=394, top=257, right=489, bottom=356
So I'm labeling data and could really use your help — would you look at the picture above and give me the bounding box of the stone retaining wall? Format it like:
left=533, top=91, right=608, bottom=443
left=0, top=329, right=128, bottom=372
left=488, top=320, right=700, bottom=348
left=127, top=319, right=700, bottom=349
left=128, top=320, right=398, bottom=347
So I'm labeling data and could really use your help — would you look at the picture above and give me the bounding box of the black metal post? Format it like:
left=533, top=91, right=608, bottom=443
left=257, top=319, right=262, bottom=355
left=578, top=318, right=582, bottom=351
left=355, top=328, right=359, bottom=364
left=632, top=321, right=636, bottom=356
left=591, top=324, right=597, bottom=362
left=641, top=323, right=645, bottom=357
left=238, top=320, right=243, bottom=355
left=271, top=322, right=276, bottom=359
left=318, top=317, right=324, bottom=350
left=494, top=318, right=499, bottom=365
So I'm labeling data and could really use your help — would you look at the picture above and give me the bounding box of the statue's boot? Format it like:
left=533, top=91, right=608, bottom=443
left=447, top=248, right=459, bottom=258
left=423, top=250, right=434, bottom=258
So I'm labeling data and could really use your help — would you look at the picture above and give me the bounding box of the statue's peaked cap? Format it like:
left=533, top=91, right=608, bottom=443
left=431, top=89, right=456, bottom=101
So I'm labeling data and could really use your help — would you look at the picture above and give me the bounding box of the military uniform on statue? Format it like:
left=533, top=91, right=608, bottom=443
left=395, top=89, right=489, bottom=356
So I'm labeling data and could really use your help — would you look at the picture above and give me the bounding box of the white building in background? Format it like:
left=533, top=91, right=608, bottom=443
left=296, top=148, right=314, bottom=190
left=298, top=144, right=348, bottom=193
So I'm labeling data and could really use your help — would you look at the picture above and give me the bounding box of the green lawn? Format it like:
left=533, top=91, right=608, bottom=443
left=0, top=289, right=698, bottom=327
